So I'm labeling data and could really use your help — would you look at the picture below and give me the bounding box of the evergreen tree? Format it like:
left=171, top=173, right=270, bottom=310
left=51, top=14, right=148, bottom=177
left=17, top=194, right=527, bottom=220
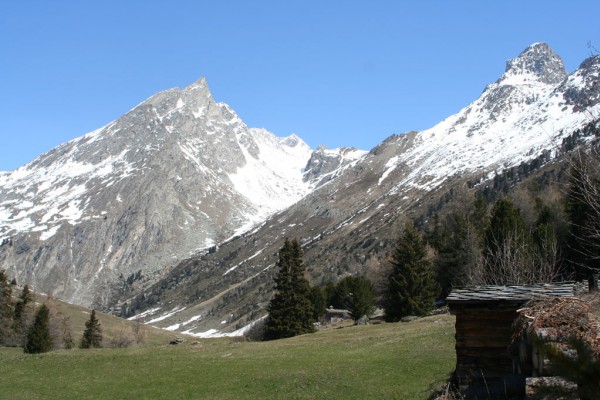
left=427, top=213, right=444, bottom=250
left=80, top=309, right=103, bottom=348
left=434, top=213, right=474, bottom=299
left=532, top=197, right=567, bottom=281
left=323, top=281, right=337, bottom=308
left=471, top=194, right=490, bottom=243
left=263, top=238, right=315, bottom=340
left=13, top=284, right=34, bottom=344
left=564, top=154, right=600, bottom=290
left=14, top=284, right=33, bottom=321
left=0, top=270, right=15, bottom=346
left=384, top=222, right=437, bottom=321
left=485, top=197, right=527, bottom=256
left=565, top=158, right=589, bottom=277
left=307, top=286, right=326, bottom=322
left=24, top=304, right=53, bottom=354
left=483, top=197, right=533, bottom=284
left=332, top=276, right=375, bottom=321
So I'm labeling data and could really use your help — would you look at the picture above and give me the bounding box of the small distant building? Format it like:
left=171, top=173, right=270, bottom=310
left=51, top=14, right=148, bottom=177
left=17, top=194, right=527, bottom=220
left=321, top=308, right=351, bottom=325
left=446, top=283, right=574, bottom=400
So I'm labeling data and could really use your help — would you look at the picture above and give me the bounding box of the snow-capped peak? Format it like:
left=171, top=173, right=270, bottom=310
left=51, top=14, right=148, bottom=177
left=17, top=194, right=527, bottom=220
left=497, top=42, right=567, bottom=86
left=379, top=43, right=600, bottom=191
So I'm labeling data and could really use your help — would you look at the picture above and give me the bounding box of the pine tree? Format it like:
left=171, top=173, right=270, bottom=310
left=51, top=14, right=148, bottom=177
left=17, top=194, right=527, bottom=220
left=434, top=213, right=475, bottom=299
left=483, top=197, right=534, bottom=284
left=332, top=276, right=375, bottom=321
left=323, top=281, right=337, bottom=308
left=263, top=238, right=315, bottom=340
left=565, top=154, right=599, bottom=290
left=24, top=304, right=53, bottom=354
left=14, top=284, right=33, bottom=321
left=307, top=286, right=326, bottom=322
left=471, top=194, right=490, bottom=243
left=532, top=198, right=566, bottom=281
left=485, top=197, right=527, bottom=256
left=80, top=309, right=103, bottom=348
left=0, top=270, right=15, bottom=346
left=384, top=222, right=437, bottom=321
left=13, top=284, right=34, bottom=344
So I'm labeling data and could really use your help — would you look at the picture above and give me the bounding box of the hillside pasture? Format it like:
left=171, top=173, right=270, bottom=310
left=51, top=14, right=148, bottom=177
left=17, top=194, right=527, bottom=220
left=0, top=314, right=455, bottom=400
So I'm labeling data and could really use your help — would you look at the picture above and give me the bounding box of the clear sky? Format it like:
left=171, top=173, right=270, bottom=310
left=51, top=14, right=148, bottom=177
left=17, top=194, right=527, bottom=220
left=1, top=1, right=599, bottom=171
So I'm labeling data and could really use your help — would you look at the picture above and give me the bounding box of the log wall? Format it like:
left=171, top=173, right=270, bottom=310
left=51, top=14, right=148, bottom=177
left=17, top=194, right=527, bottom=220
left=451, top=303, right=525, bottom=399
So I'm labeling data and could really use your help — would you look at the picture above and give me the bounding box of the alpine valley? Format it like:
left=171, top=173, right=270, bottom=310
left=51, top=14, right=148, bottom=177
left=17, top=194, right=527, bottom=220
left=1, top=43, right=599, bottom=336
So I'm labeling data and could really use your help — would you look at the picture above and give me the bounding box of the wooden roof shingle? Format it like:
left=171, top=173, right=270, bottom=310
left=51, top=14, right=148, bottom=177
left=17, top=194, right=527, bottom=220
left=446, top=283, right=575, bottom=305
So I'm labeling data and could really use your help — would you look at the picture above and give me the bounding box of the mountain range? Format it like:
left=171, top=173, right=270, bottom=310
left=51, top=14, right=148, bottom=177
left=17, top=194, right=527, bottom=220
left=1, top=42, right=599, bottom=336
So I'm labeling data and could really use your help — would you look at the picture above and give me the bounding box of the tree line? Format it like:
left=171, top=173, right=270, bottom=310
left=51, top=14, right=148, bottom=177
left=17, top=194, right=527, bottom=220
left=430, top=147, right=600, bottom=295
left=262, top=146, right=600, bottom=340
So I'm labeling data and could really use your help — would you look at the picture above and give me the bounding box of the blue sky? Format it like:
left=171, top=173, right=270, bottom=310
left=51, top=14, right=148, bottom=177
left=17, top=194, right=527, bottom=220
left=1, top=1, right=599, bottom=171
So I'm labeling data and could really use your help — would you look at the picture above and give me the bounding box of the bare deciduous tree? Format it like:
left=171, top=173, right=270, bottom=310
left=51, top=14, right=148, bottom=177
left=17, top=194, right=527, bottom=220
left=565, top=147, right=600, bottom=290
left=469, top=229, right=561, bottom=286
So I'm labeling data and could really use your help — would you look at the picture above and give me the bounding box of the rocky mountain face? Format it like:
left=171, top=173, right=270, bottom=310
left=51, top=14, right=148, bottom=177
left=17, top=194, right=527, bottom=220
left=0, top=78, right=343, bottom=307
left=303, top=146, right=367, bottom=188
left=2, top=43, right=600, bottom=336
left=117, top=43, right=600, bottom=337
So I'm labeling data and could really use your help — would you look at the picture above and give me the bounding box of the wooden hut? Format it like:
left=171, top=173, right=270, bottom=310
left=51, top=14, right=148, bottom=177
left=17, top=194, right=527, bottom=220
left=321, top=308, right=351, bottom=325
left=446, top=283, right=574, bottom=399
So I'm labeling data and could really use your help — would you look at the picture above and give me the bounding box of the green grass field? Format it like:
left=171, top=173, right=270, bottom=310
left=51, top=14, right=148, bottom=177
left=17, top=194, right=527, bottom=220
left=0, top=315, right=456, bottom=400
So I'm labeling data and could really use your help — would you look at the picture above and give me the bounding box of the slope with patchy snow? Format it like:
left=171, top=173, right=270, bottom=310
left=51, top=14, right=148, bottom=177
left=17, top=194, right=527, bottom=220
left=381, top=43, right=600, bottom=191
left=125, top=43, right=600, bottom=337
left=0, top=78, right=346, bottom=307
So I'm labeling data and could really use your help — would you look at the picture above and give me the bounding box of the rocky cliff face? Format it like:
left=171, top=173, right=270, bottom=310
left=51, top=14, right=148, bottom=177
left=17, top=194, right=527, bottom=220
left=561, top=54, right=600, bottom=111
left=501, top=42, right=567, bottom=85
left=303, top=146, right=367, bottom=188
left=0, top=78, right=320, bottom=307
left=120, top=43, right=600, bottom=336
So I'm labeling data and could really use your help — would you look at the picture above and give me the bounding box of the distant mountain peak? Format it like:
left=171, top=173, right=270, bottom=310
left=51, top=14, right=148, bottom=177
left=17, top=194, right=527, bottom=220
left=183, top=76, right=214, bottom=101
left=142, top=76, right=214, bottom=118
left=499, top=42, right=567, bottom=85
left=188, top=76, right=209, bottom=89
left=280, top=133, right=304, bottom=148
left=578, top=53, right=600, bottom=71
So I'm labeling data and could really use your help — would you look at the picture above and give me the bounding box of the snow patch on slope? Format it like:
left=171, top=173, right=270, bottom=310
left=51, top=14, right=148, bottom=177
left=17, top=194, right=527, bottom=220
left=0, top=143, right=135, bottom=238
left=227, top=128, right=312, bottom=222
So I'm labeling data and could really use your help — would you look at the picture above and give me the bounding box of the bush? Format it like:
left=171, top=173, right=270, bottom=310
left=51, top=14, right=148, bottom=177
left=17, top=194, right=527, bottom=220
left=244, top=317, right=267, bottom=341
left=108, top=328, right=135, bottom=348
left=107, top=323, right=146, bottom=348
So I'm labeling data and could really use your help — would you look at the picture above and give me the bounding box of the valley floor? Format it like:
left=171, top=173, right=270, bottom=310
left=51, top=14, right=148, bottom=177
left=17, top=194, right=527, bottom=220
left=0, top=315, right=455, bottom=400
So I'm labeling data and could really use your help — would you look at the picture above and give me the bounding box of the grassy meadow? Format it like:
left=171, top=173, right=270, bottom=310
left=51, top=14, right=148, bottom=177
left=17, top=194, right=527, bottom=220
left=0, top=314, right=456, bottom=400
